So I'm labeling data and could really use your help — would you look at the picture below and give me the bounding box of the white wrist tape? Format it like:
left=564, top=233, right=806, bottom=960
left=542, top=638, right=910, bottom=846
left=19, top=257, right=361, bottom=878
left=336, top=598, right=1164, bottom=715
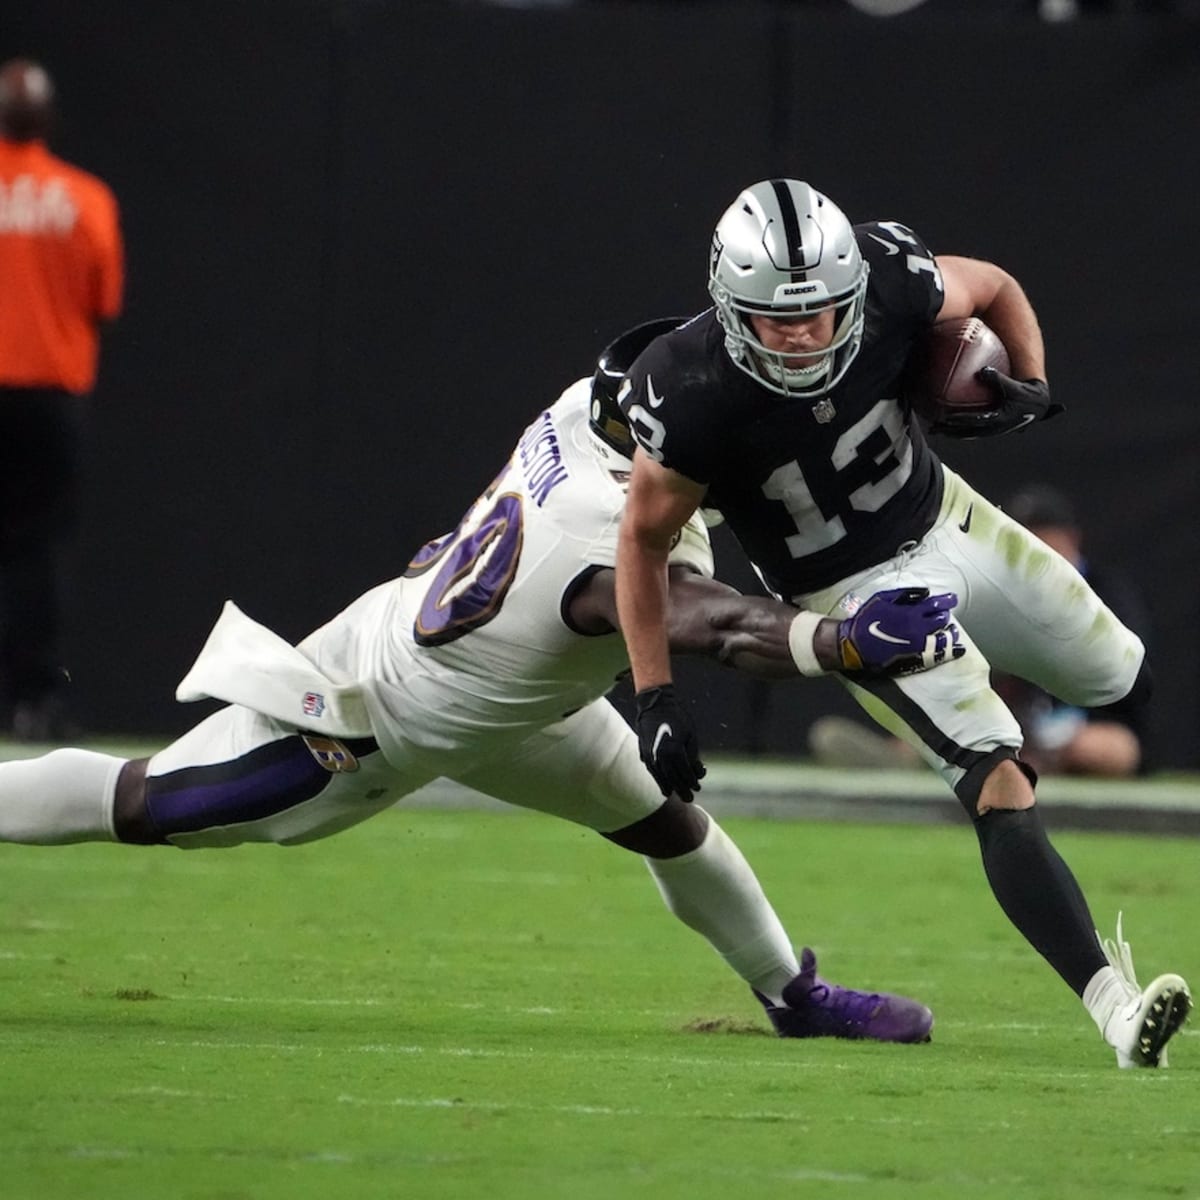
left=787, top=610, right=827, bottom=677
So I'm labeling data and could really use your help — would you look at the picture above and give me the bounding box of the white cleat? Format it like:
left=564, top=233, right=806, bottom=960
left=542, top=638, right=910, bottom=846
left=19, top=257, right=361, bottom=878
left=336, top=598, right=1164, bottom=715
left=1100, top=914, right=1192, bottom=1069
left=1107, top=973, right=1192, bottom=1069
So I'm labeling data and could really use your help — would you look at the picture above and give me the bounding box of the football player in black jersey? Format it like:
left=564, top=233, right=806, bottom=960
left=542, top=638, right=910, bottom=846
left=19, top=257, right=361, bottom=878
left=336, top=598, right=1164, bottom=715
left=614, top=178, right=1190, bottom=1068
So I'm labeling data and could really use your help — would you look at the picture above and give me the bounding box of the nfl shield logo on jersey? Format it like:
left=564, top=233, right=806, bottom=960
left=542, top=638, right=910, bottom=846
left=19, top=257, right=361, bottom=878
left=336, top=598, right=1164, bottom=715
left=302, top=691, right=326, bottom=719
left=812, top=399, right=837, bottom=424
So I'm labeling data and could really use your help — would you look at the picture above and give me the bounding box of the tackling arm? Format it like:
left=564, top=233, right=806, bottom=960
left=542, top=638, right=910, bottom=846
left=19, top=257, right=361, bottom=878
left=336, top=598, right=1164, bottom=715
left=662, top=572, right=828, bottom=678
left=669, top=577, right=965, bottom=679
left=573, top=569, right=965, bottom=681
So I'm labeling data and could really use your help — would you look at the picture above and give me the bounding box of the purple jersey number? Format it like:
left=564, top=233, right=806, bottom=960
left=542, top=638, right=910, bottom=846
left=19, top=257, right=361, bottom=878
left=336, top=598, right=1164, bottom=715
left=407, top=491, right=524, bottom=647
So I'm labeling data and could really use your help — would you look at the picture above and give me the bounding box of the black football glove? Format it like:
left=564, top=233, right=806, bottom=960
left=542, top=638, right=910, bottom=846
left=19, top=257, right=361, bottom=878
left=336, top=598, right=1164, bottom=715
left=633, top=684, right=706, bottom=802
left=931, top=367, right=1065, bottom=439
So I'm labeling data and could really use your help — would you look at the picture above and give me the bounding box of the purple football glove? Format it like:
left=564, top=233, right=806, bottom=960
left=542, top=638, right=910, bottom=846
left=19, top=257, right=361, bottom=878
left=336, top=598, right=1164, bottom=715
left=837, top=587, right=964, bottom=677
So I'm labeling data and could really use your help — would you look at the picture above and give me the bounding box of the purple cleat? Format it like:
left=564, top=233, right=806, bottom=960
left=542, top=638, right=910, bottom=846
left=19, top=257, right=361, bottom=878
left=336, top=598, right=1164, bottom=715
left=755, top=947, right=933, bottom=1043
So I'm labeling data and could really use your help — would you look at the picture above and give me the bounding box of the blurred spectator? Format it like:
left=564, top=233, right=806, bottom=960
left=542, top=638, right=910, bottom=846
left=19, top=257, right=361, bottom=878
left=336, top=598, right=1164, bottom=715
left=809, top=483, right=1152, bottom=777
left=0, top=59, right=124, bottom=740
left=807, top=711, right=922, bottom=772
left=993, top=484, right=1152, bottom=778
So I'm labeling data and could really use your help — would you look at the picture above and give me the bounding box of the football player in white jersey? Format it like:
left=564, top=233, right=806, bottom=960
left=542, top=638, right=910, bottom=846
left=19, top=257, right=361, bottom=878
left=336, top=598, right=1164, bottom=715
left=0, top=319, right=964, bottom=1043
left=614, top=179, right=1191, bottom=1067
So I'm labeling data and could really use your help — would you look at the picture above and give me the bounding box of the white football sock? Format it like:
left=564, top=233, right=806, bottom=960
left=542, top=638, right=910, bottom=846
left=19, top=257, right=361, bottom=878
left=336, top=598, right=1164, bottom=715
left=0, top=749, right=124, bottom=844
left=644, top=810, right=799, bottom=1004
left=1083, top=963, right=1138, bottom=1040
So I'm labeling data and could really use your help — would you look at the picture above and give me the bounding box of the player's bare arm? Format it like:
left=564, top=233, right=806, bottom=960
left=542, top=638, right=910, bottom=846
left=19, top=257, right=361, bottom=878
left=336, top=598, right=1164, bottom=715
left=615, top=449, right=706, bottom=691
left=573, top=568, right=809, bottom=677
left=663, top=573, right=805, bottom=677
left=576, top=565, right=965, bottom=681
left=934, top=254, right=1060, bottom=434
left=936, top=255, right=1045, bottom=381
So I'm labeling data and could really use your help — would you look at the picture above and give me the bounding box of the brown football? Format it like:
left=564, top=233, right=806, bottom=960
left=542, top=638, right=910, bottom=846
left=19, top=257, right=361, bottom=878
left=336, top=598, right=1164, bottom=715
left=905, top=317, right=1010, bottom=424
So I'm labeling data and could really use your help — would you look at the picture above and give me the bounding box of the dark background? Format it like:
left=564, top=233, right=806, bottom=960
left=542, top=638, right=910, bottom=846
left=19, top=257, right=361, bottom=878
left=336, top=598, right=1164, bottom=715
left=4, top=0, right=1199, bottom=766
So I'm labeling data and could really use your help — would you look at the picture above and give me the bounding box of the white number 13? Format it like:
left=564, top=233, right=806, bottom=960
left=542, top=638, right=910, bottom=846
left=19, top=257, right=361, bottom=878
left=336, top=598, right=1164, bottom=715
left=761, top=401, right=914, bottom=556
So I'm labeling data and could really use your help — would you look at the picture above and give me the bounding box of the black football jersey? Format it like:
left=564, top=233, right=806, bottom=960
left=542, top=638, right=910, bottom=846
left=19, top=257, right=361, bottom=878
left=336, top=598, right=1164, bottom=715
left=621, top=221, right=947, bottom=598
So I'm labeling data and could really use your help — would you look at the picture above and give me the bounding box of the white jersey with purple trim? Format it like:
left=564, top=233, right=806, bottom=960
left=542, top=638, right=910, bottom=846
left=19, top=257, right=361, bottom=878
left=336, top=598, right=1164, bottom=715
left=151, top=379, right=711, bottom=847
left=297, top=378, right=713, bottom=770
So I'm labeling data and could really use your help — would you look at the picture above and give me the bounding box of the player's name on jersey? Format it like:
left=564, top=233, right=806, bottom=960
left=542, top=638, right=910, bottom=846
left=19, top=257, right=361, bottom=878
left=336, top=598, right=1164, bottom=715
left=517, top=410, right=569, bottom=506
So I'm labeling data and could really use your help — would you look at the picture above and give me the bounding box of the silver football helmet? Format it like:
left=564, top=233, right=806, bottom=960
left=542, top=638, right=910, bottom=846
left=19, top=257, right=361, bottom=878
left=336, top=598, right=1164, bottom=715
left=708, top=179, right=869, bottom=399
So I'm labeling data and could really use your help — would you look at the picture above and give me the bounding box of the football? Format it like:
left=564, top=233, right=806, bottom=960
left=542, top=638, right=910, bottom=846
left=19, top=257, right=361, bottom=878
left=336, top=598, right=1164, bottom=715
left=905, top=317, right=1010, bottom=425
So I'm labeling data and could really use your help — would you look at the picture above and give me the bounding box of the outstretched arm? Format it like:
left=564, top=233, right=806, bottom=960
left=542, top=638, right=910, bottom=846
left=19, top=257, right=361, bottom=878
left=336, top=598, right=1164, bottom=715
left=662, top=572, right=826, bottom=678
left=573, top=568, right=964, bottom=680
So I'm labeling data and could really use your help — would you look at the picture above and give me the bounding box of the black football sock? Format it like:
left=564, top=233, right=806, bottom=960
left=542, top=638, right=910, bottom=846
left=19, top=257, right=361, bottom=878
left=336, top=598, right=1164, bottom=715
left=973, top=807, right=1106, bottom=996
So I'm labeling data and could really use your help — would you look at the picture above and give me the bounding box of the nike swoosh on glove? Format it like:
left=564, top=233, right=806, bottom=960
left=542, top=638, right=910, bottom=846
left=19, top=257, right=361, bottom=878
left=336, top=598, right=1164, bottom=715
left=633, top=684, right=706, bottom=802
left=931, top=368, right=1065, bottom=439
left=837, top=586, right=966, bottom=677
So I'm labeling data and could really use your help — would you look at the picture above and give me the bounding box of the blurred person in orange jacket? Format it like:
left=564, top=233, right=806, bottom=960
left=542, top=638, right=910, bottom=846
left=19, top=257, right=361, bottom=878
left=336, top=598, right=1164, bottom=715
left=0, top=58, right=124, bottom=740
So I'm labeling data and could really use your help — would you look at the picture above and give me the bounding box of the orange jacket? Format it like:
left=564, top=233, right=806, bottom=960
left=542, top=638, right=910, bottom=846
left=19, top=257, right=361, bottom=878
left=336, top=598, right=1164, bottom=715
left=0, top=138, right=124, bottom=394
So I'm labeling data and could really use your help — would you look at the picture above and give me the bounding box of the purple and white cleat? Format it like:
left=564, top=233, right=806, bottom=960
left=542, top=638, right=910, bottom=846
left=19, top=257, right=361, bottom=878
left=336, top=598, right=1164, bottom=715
left=756, top=947, right=933, bottom=1043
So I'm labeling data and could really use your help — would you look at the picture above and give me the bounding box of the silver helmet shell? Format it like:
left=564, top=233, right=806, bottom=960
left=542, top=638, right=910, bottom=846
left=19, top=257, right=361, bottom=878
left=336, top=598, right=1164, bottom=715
left=708, top=179, right=868, bottom=398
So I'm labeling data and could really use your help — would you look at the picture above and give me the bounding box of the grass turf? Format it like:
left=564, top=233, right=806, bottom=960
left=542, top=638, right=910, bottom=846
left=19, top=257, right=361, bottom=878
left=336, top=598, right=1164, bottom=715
left=0, top=804, right=1196, bottom=1199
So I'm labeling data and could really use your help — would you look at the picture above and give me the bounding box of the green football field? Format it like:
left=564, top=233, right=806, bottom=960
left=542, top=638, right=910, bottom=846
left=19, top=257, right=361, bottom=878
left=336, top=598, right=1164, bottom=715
left=1, top=798, right=1196, bottom=1199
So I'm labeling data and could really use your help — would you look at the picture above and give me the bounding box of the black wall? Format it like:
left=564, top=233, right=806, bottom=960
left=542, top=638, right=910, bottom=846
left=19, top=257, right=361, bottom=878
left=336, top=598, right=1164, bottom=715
left=5, top=1, right=1199, bottom=766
